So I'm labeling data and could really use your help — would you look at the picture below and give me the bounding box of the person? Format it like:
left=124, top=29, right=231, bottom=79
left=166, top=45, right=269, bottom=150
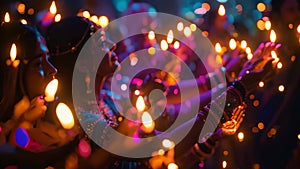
left=0, top=22, right=77, bottom=168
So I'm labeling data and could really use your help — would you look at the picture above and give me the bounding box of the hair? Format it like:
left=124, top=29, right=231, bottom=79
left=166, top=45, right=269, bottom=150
left=0, top=22, right=41, bottom=122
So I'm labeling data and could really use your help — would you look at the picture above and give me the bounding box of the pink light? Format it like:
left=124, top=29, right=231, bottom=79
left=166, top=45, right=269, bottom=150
left=78, top=138, right=91, bottom=158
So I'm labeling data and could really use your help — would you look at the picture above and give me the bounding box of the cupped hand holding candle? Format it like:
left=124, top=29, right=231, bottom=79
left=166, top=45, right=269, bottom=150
left=56, top=103, right=75, bottom=130
left=44, top=78, right=58, bottom=102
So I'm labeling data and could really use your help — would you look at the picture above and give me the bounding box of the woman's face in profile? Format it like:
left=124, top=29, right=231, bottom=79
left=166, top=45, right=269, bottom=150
left=24, top=36, right=57, bottom=99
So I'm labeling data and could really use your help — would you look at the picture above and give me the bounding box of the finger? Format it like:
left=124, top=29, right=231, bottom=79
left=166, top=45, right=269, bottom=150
left=236, top=109, right=245, bottom=123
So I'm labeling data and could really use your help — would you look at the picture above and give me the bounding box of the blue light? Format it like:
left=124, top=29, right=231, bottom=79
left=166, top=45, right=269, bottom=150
left=217, top=0, right=228, bottom=3
left=15, top=127, right=29, bottom=148
left=113, top=0, right=130, bottom=12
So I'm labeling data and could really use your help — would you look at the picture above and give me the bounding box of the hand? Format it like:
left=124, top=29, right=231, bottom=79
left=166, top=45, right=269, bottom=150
left=220, top=105, right=245, bottom=136
left=22, top=96, right=47, bottom=122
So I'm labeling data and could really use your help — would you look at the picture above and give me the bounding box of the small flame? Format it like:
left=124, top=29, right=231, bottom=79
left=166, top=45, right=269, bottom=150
left=167, top=163, right=178, bottom=169
left=148, top=31, right=155, bottom=40
left=265, top=20, right=271, bottom=30
left=56, top=103, right=75, bottom=129
left=162, top=139, right=174, bottom=149
left=270, top=30, right=276, bottom=43
left=160, top=40, right=168, bottom=51
left=136, top=96, right=146, bottom=112
left=54, top=14, right=61, bottom=22
left=82, top=11, right=90, bottom=18
left=20, top=19, right=27, bottom=24
left=99, top=16, right=109, bottom=28
left=45, top=79, right=58, bottom=102
left=229, top=38, right=237, bottom=50
left=141, top=111, right=155, bottom=133
left=218, top=4, right=226, bottom=16
left=297, top=24, right=300, bottom=33
left=49, top=1, right=57, bottom=14
left=240, top=40, right=247, bottom=49
left=222, top=161, right=227, bottom=168
left=271, top=50, right=279, bottom=63
left=167, top=30, right=174, bottom=43
left=183, top=27, right=192, bottom=37
left=177, top=22, right=183, bottom=31
left=4, top=12, right=10, bottom=23
left=215, top=43, right=222, bottom=53
left=173, top=41, right=180, bottom=49
left=237, top=132, right=244, bottom=142
left=10, top=43, right=17, bottom=62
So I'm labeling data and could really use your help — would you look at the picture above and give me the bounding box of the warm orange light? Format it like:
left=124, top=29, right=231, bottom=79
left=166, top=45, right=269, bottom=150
left=177, top=22, right=184, bottom=31
left=218, top=4, right=226, bottom=16
left=257, top=3, right=266, bottom=12
left=270, top=30, right=276, bottom=43
left=258, top=81, right=264, bottom=87
left=56, top=103, right=75, bottom=129
left=173, top=41, right=180, bottom=49
left=229, top=38, right=237, bottom=50
left=49, top=1, right=57, bottom=15
left=45, top=79, right=58, bottom=102
left=237, top=132, right=244, bottom=142
left=222, top=161, right=227, bottom=168
left=20, top=19, right=27, bottom=24
left=10, top=43, right=17, bottom=62
left=183, top=27, right=192, bottom=37
left=162, top=139, right=174, bottom=149
left=278, top=85, right=284, bottom=92
left=277, top=62, right=283, bottom=69
left=160, top=40, right=168, bottom=51
left=240, top=40, right=247, bottom=49
left=215, top=43, right=222, bottom=54
left=136, top=96, right=146, bottom=112
left=297, top=24, right=300, bottom=33
left=245, top=47, right=251, bottom=54
left=271, top=51, right=279, bottom=63
left=258, top=122, right=264, bottom=130
left=82, top=11, right=90, bottom=18
left=167, top=30, right=174, bottom=44
left=167, top=163, right=178, bottom=169
left=90, top=15, right=98, bottom=24
left=99, top=16, right=109, bottom=28
left=247, top=53, right=253, bottom=60
left=148, top=31, right=155, bottom=40
left=54, top=14, right=61, bottom=22
left=17, top=3, right=26, bottom=14
left=265, top=21, right=271, bottom=30
left=141, top=111, right=155, bottom=133
left=4, top=12, right=10, bottom=23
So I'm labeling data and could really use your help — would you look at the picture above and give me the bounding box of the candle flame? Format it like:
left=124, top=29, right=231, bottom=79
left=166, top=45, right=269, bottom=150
left=265, top=21, right=271, bottom=30
left=10, top=43, right=17, bottom=62
left=297, top=24, right=300, bottom=33
left=136, top=96, right=146, bottom=112
left=99, top=16, right=109, bottom=28
left=183, top=27, right=192, bottom=37
left=173, top=41, right=180, bottom=49
left=167, top=163, right=178, bottom=169
left=141, top=111, right=155, bottom=133
left=270, top=30, right=276, bottom=43
left=229, top=38, right=237, bottom=50
left=54, top=14, right=61, bottom=22
left=271, top=50, right=279, bottom=63
left=218, top=4, right=226, bottom=16
left=49, top=1, right=57, bottom=14
left=215, top=43, right=222, bottom=53
left=222, top=161, right=227, bottom=168
left=20, top=19, right=27, bottom=24
left=56, top=103, right=75, bottom=129
left=82, top=11, right=90, bottom=18
left=45, top=79, right=58, bottom=102
left=167, top=30, right=174, bottom=43
left=4, top=12, right=10, bottom=22
left=177, top=22, right=183, bottom=31
left=237, top=132, right=244, bottom=142
left=148, top=31, right=155, bottom=40
left=240, top=40, right=247, bottom=49
left=162, top=139, right=174, bottom=149
left=160, top=40, right=168, bottom=51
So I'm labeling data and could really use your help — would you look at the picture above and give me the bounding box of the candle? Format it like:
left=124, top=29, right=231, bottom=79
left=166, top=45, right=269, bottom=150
left=167, top=30, right=174, bottom=44
left=270, top=29, right=276, bottom=43
left=44, top=78, right=58, bottom=102
left=50, top=1, right=57, bottom=15
left=56, top=103, right=75, bottom=129
left=54, top=14, right=61, bottom=22
left=4, top=12, right=10, bottom=23
left=140, top=111, right=155, bottom=134
left=6, top=43, right=20, bottom=68
left=136, top=95, right=146, bottom=112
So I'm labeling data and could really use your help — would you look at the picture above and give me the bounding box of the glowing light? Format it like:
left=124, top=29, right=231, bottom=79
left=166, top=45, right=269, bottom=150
left=158, top=149, right=165, bottom=155
left=258, top=81, right=264, bottom=87
left=194, top=7, right=207, bottom=15
left=247, top=53, right=253, bottom=60
left=160, top=40, right=168, bottom=51
left=173, top=41, right=180, bottom=49
left=136, top=96, right=146, bottom=112
left=291, top=55, right=296, bottom=62
left=288, top=23, right=293, bottom=29
left=257, top=3, right=266, bottom=12
left=148, top=47, right=156, bottom=55
left=183, top=27, right=192, bottom=37
left=202, top=3, right=211, bottom=11
left=252, top=127, right=259, bottom=133
left=270, top=128, right=277, bottom=135
left=177, top=22, right=184, bottom=31
left=90, top=15, right=98, bottom=24
left=277, top=62, right=283, bottom=69
left=229, top=38, right=237, bottom=50
left=134, top=90, right=140, bottom=96
left=121, top=84, right=127, bottom=91
left=20, top=19, right=27, bottom=24
left=190, top=24, right=197, bottom=32
left=245, top=47, right=251, bottom=54
left=236, top=4, right=243, bottom=13
left=257, top=20, right=265, bottom=30
left=130, top=56, right=138, bottom=66
left=10, top=43, right=17, bottom=62
left=265, top=20, right=271, bottom=30
left=27, top=8, right=34, bottom=15
left=237, top=132, right=244, bottom=142
left=54, top=14, right=61, bottom=22
left=141, top=111, right=155, bottom=133
left=17, top=3, right=26, bottom=14
left=162, top=139, right=174, bottom=149
left=215, top=43, right=222, bottom=54
left=167, top=163, right=178, bottom=169
left=258, top=122, right=264, bottom=130
left=78, top=138, right=91, bottom=157
left=45, top=79, right=58, bottom=102
left=148, top=31, right=155, bottom=40
left=4, top=12, right=10, bottom=23
left=271, top=51, right=279, bottom=63
left=223, top=150, right=229, bottom=156
left=202, top=31, right=209, bottom=37
left=270, top=30, right=276, bottom=43
left=167, top=30, right=174, bottom=43
left=50, top=1, right=57, bottom=15
left=56, top=103, right=75, bottom=130
left=82, top=11, right=90, bottom=18
left=222, top=161, right=227, bottom=168
left=218, top=4, right=226, bottom=16
left=240, top=40, right=247, bottom=49
left=253, top=100, right=260, bottom=107
left=298, top=134, right=300, bottom=140
left=297, top=24, right=300, bottom=33
left=278, top=85, right=284, bottom=92
left=99, top=16, right=109, bottom=28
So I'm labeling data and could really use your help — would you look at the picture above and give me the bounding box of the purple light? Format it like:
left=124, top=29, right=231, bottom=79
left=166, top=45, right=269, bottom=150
left=15, top=127, right=29, bottom=148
